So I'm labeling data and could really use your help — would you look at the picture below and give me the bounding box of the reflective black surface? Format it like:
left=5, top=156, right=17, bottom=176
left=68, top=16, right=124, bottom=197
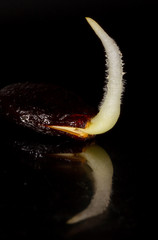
left=0, top=119, right=153, bottom=239
left=0, top=2, right=156, bottom=239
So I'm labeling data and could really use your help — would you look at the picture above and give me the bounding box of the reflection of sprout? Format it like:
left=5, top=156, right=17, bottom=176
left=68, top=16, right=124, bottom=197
left=66, top=144, right=113, bottom=224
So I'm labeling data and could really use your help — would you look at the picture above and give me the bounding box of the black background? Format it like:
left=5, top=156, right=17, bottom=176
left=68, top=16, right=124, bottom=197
left=0, top=1, right=156, bottom=239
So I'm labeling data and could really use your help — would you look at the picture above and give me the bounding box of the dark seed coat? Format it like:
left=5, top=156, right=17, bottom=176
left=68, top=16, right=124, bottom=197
left=0, top=82, right=96, bottom=138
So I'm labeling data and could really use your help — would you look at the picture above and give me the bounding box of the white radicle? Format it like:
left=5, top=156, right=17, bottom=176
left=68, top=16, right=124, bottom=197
left=47, top=18, right=124, bottom=138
